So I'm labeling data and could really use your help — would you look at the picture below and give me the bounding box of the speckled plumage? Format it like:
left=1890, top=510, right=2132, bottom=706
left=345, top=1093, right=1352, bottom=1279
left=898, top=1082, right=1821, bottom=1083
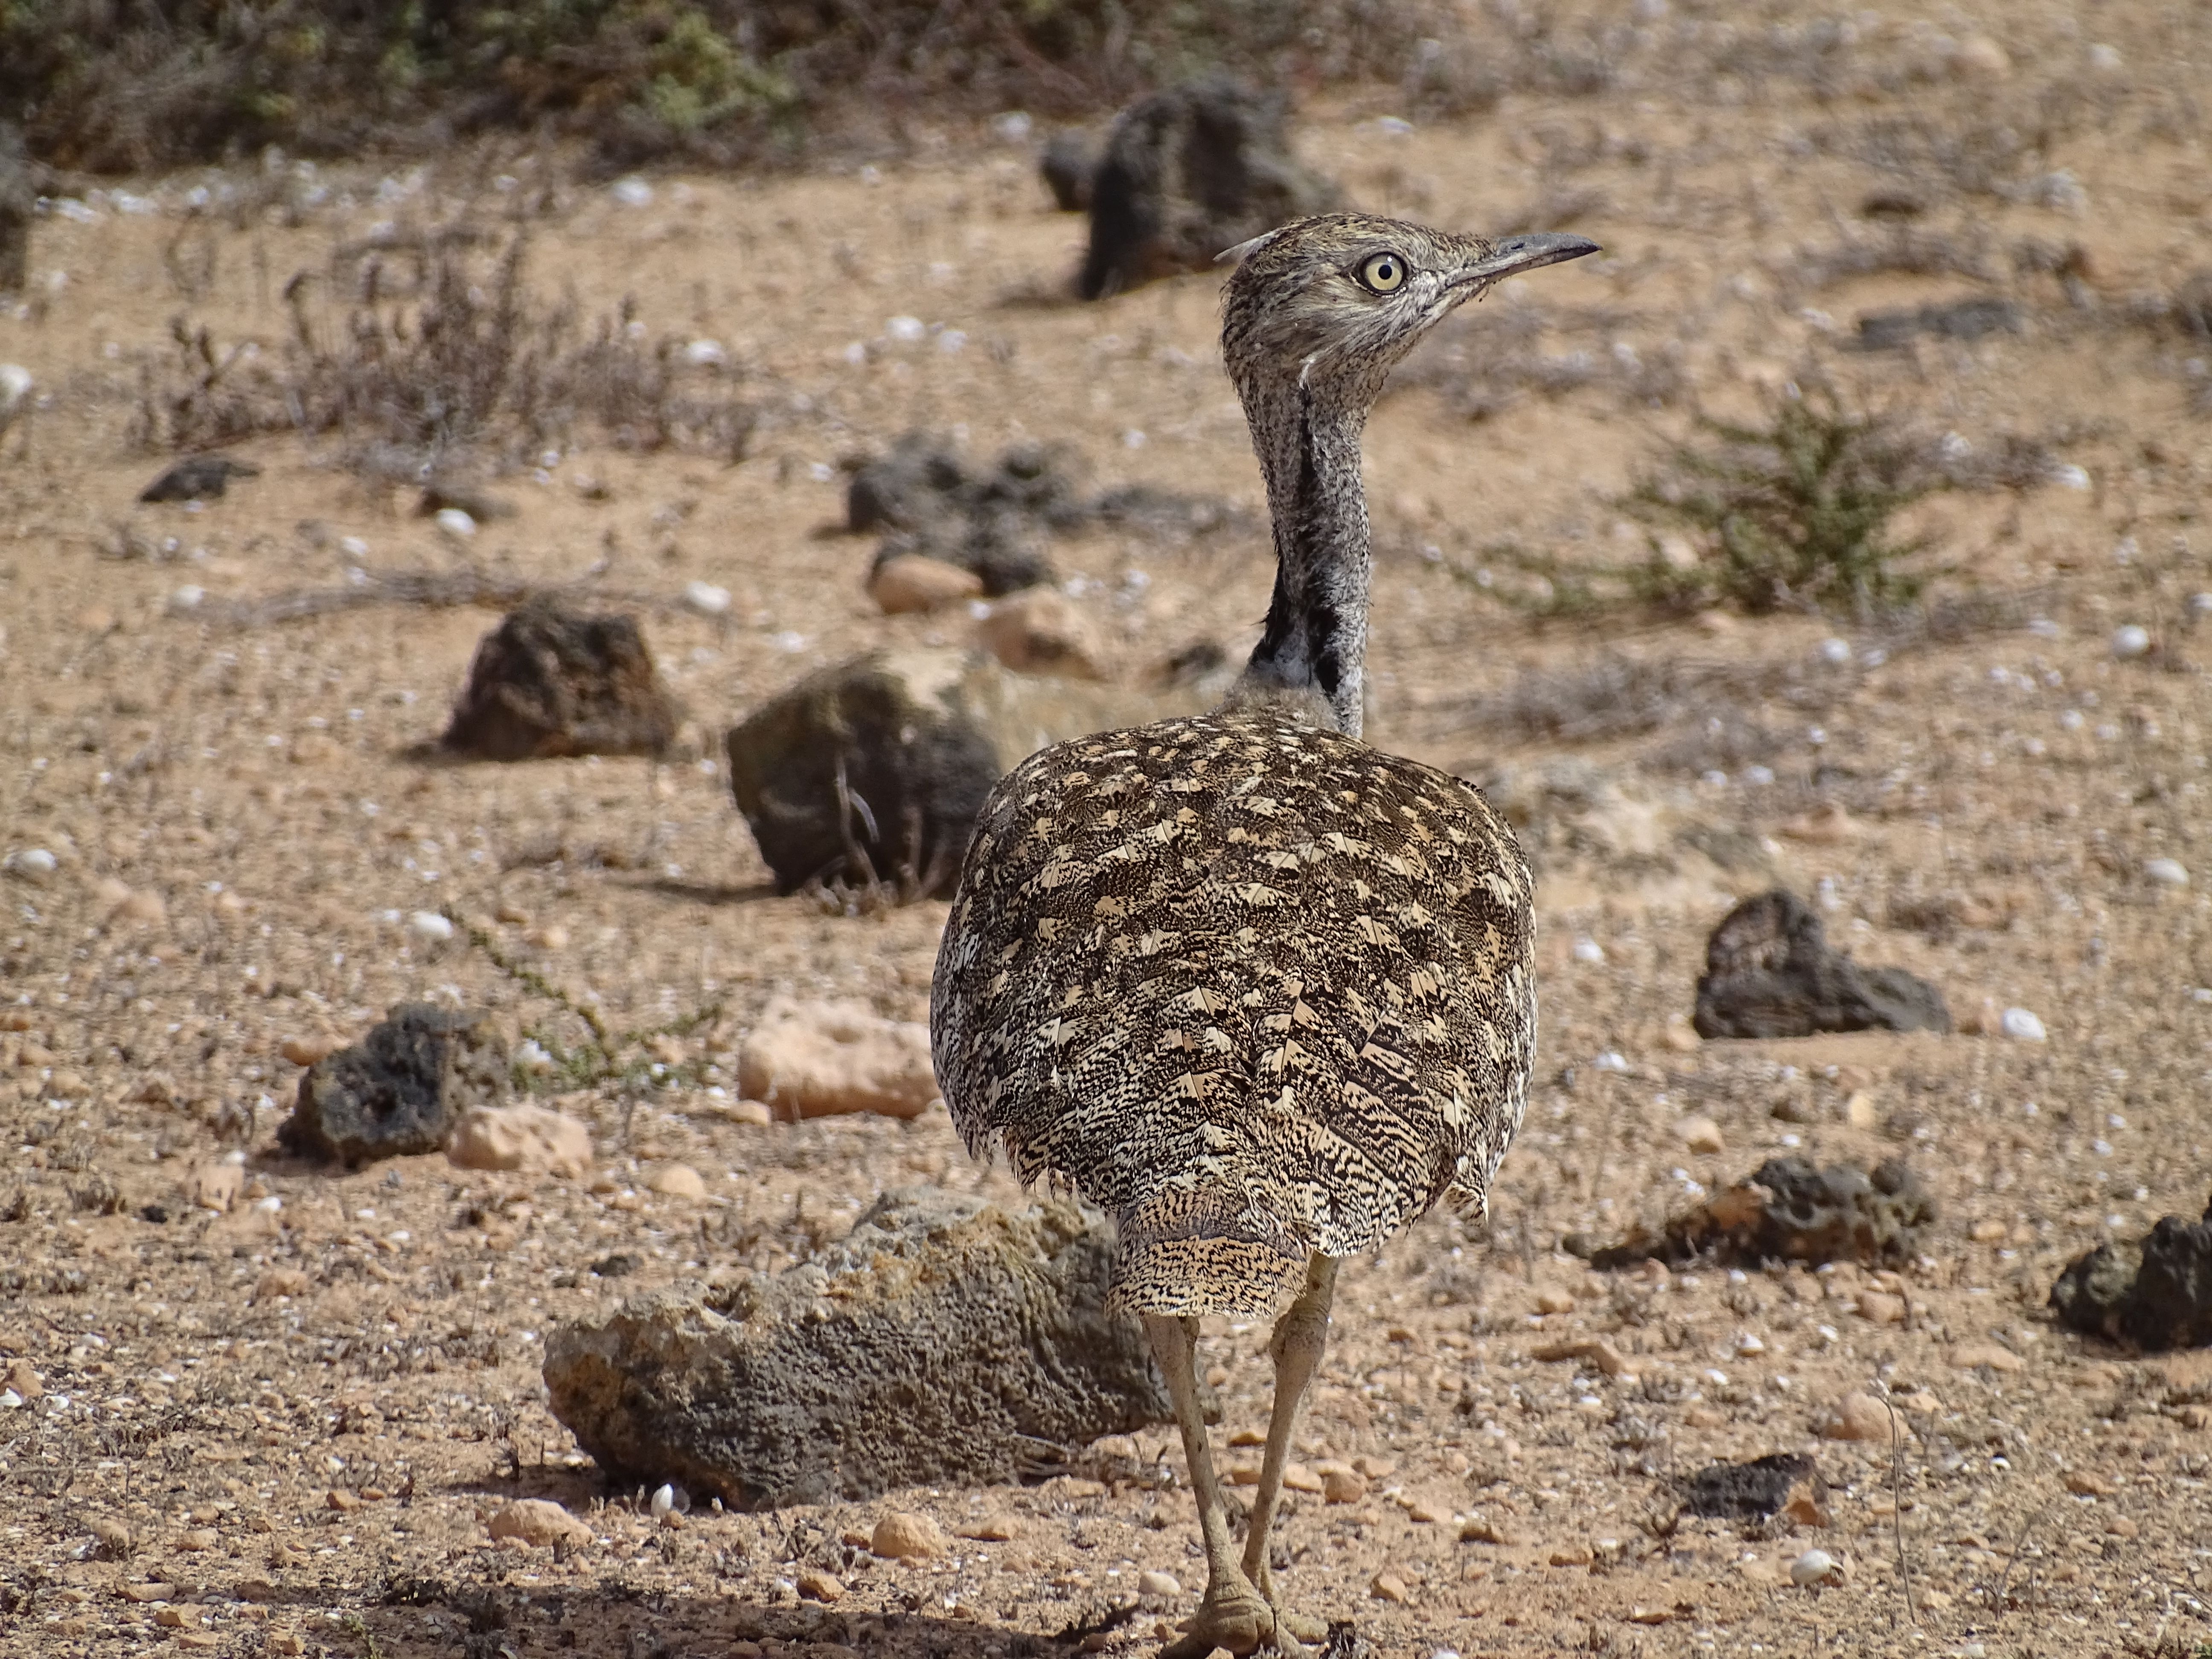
left=931, top=695, right=1534, bottom=1316
left=932, top=214, right=1596, bottom=1330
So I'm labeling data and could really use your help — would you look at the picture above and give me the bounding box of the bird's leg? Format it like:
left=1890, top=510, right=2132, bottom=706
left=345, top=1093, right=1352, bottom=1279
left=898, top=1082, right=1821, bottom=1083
left=1240, top=1254, right=1338, bottom=1648
left=1144, top=1313, right=1273, bottom=1659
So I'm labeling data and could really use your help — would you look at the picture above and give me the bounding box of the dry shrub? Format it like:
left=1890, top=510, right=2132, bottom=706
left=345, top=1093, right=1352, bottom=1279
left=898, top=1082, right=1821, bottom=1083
left=131, top=229, right=756, bottom=469
left=4, top=0, right=1464, bottom=173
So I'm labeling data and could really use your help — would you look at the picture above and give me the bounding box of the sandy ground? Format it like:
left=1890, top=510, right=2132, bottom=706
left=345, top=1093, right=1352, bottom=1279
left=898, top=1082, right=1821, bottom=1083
left=3, top=1, right=2212, bottom=1655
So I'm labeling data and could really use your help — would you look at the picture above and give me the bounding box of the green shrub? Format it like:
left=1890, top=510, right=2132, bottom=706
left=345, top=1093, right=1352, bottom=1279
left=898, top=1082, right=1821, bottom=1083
left=1629, top=383, right=1935, bottom=619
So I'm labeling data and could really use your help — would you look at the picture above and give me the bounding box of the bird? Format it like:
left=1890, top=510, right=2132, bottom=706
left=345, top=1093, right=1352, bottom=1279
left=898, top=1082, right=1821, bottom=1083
left=931, top=213, right=1598, bottom=1656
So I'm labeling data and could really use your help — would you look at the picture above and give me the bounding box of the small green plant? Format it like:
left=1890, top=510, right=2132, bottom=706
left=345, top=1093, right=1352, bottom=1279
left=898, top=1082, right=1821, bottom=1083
left=1628, top=383, right=1934, bottom=619
left=444, top=908, right=722, bottom=1106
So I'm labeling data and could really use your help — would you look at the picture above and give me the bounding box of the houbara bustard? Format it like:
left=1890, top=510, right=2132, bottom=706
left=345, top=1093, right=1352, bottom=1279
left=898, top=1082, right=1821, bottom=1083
left=933, top=215, right=1598, bottom=1655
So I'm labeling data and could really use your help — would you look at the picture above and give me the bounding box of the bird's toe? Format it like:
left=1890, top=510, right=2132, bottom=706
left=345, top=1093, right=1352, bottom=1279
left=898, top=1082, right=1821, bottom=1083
left=1160, top=1590, right=1275, bottom=1658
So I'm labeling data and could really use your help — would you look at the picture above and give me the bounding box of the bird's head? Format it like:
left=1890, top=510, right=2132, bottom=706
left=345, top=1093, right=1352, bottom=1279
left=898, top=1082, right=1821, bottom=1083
left=1221, top=213, right=1599, bottom=405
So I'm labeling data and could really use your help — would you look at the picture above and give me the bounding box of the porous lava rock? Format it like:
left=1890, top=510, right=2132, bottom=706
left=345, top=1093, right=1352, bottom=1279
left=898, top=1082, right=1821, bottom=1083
left=1693, top=889, right=1950, bottom=1039
left=542, top=1188, right=1186, bottom=1506
left=2050, top=1193, right=2212, bottom=1349
left=442, top=600, right=679, bottom=761
left=724, top=649, right=1196, bottom=896
left=1039, top=130, right=1098, bottom=212
left=1079, top=76, right=1338, bottom=301
left=1680, top=1452, right=1823, bottom=1521
left=278, top=1004, right=506, bottom=1165
left=0, top=122, right=30, bottom=294
left=1579, top=1158, right=1934, bottom=1269
left=140, top=455, right=259, bottom=503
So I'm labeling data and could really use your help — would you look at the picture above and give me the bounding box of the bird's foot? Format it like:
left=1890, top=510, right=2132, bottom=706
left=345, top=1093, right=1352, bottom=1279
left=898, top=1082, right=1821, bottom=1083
left=1272, top=1610, right=1329, bottom=1647
left=1161, top=1584, right=1274, bottom=1659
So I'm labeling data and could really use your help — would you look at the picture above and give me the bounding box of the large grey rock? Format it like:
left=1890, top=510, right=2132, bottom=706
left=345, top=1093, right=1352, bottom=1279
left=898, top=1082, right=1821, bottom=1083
left=725, top=649, right=1200, bottom=896
left=542, top=1188, right=1190, bottom=1506
left=277, top=1003, right=506, bottom=1165
left=2050, top=1193, right=2212, bottom=1350
left=1080, top=77, right=1338, bottom=301
left=441, top=600, right=680, bottom=761
left=0, top=122, right=29, bottom=294
left=1693, top=889, right=1950, bottom=1039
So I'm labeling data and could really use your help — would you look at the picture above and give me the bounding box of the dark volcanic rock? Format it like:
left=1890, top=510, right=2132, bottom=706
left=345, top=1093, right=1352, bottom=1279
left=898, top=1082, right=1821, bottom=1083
left=2050, top=1193, right=2212, bottom=1350
left=1579, top=1157, right=1934, bottom=1270
left=0, top=122, right=29, bottom=294
left=1040, top=129, right=1099, bottom=212
left=140, top=455, right=260, bottom=503
left=725, top=649, right=1200, bottom=896
left=1854, top=297, right=2020, bottom=351
left=1080, top=76, right=1339, bottom=301
left=442, top=600, right=680, bottom=762
left=278, top=1003, right=506, bottom=1165
left=1694, top=889, right=1950, bottom=1039
left=1681, top=1452, right=1822, bottom=1521
left=543, top=1187, right=1190, bottom=1507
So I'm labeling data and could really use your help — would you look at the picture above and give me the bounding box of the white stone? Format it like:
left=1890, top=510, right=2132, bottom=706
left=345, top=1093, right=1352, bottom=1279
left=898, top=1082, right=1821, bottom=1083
left=736, top=997, right=938, bottom=1120
left=447, top=1103, right=593, bottom=1178
left=684, top=580, right=731, bottom=616
left=0, top=364, right=31, bottom=434
left=169, top=585, right=206, bottom=612
left=2110, top=624, right=2151, bottom=658
left=1572, top=936, right=1606, bottom=964
left=885, top=315, right=926, bottom=343
left=1819, top=637, right=1851, bottom=665
left=1790, top=1548, right=1839, bottom=1586
left=407, top=910, right=454, bottom=944
left=4, top=847, right=57, bottom=879
left=2000, top=1007, right=2047, bottom=1042
left=611, top=178, right=654, bottom=207
left=682, top=339, right=726, bottom=367
left=1136, top=1570, right=1181, bottom=1597
left=434, top=507, right=477, bottom=541
left=489, top=1498, right=593, bottom=1548
left=2146, top=857, right=2189, bottom=888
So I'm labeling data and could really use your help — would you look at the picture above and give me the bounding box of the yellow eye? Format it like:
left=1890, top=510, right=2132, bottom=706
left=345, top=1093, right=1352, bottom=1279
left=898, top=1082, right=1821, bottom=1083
left=1358, top=251, right=1408, bottom=293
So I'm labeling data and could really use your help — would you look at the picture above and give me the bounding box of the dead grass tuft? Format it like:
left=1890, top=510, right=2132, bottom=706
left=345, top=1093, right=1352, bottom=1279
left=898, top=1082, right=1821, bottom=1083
left=130, top=228, right=758, bottom=472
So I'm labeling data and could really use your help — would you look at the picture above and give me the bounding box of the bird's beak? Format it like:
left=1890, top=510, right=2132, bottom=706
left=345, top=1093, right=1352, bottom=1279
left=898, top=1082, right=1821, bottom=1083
left=1446, top=232, right=1603, bottom=290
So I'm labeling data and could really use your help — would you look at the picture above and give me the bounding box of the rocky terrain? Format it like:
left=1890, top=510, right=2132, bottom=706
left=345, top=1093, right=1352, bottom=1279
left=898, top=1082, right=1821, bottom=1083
left=3, top=2, right=2212, bottom=1656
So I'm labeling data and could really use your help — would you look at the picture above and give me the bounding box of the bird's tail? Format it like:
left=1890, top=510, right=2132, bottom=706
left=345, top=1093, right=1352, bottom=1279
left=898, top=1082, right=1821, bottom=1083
left=1108, top=1186, right=1310, bottom=1319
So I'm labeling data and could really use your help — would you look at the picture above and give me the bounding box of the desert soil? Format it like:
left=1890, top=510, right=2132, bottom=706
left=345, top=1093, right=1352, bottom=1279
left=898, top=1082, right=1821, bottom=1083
left=3, top=2, right=2211, bottom=1656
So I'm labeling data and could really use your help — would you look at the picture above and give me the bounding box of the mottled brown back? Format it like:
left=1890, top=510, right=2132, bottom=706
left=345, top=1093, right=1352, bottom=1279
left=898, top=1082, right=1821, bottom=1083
left=931, top=697, right=1536, bottom=1317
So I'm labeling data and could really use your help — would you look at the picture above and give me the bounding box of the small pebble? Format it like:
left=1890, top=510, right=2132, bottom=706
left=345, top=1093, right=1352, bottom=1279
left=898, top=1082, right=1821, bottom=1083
left=1676, top=1115, right=1726, bottom=1155
left=407, top=910, right=454, bottom=945
left=1321, top=1466, right=1368, bottom=1505
left=5, top=847, right=58, bottom=879
left=1824, top=1392, right=1893, bottom=1442
left=2110, top=624, right=2151, bottom=658
left=796, top=1569, right=844, bottom=1603
left=1572, top=936, right=1605, bottom=964
left=649, top=1483, right=688, bottom=1519
left=2145, top=857, right=2189, bottom=887
left=870, top=1511, right=949, bottom=1560
left=487, top=1499, right=592, bottom=1548
left=1790, top=1548, right=1839, bottom=1586
left=646, top=1162, right=707, bottom=1200
left=1136, top=1570, right=1180, bottom=1598
left=1369, top=1571, right=1409, bottom=1603
left=684, top=580, right=731, bottom=616
left=611, top=177, right=653, bottom=207
left=683, top=339, right=726, bottom=367
left=1999, top=1007, right=2047, bottom=1042
left=434, top=507, right=477, bottom=541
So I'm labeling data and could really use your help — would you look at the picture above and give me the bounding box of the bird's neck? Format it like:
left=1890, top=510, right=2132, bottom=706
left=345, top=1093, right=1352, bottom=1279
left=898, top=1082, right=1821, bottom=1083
left=1237, top=379, right=1372, bottom=739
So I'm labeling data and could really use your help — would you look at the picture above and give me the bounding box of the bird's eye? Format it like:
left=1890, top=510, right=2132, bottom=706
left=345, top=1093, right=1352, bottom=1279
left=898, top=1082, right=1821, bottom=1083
left=1357, top=252, right=1407, bottom=293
